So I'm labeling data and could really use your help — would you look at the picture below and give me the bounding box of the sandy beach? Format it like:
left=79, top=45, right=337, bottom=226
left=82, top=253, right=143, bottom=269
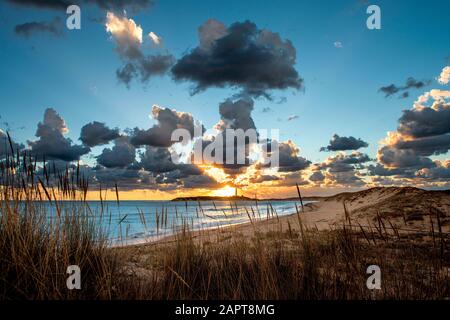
left=120, top=186, right=450, bottom=252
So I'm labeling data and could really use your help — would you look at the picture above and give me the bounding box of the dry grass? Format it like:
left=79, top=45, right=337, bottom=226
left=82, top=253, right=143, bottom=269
left=118, top=217, right=450, bottom=299
left=1, top=133, right=449, bottom=300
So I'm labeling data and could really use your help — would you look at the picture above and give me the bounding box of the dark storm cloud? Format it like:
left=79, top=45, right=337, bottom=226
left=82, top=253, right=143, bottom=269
left=83, top=0, right=154, bottom=13
left=309, top=170, right=325, bottom=182
left=28, top=108, right=90, bottom=161
left=139, top=146, right=178, bottom=173
left=138, top=146, right=214, bottom=189
left=378, top=77, right=430, bottom=98
left=156, top=171, right=218, bottom=189
left=377, top=146, right=435, bottom=170
left=116, top=55, right=175, bottom=87
left=7, top=0, right=154, bottom=12
left=276, top=140, right=311, bottom=172
left=0, top=130, right=24, bottom=158
left=138, top=145, right=202, bottom=176
left=7, top=0, right=69, bottom=10
left=91, top=166, right=155, bottom=190
left=130, top=105, right=196, bottom=147
left=320, top=152, right=371, bottom=173
left=417, top=162, right=450, bottom=180
left=14, top=17, right=63, bottom=38
left=181, top=175, right=219, bottom=189
left=320, top=134, right=369, bottom=152
left=172, top=19, right=303, bottom=98
left=314, top=152, right=370, bottom=186
left=394, top=134, right=450, bottom=156
left=397, top=102, right=450, bottom=138
left=327, top=171, right=364, bottom=186
left=249, top=174, right=280, bottom=184
left=367, top=164, right=410, bottom=177
left=79, top=121, right=120, bottom=147
left=97, top=137, right=136, bottom=168
left=217, top=97, right=256, bottom=131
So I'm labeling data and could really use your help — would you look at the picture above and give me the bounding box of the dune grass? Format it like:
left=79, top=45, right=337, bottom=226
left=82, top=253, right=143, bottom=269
left=0, top=135, right=449, bottom=300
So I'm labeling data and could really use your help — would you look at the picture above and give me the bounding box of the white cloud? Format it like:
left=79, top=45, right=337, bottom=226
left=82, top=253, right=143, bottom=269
left=105, top=12, right=143, bottom=59
left=334, top=41, right=343, bottom=48
left=148, top=31, right=162, bottom=46
left=438, top=66, right=450, bottom=85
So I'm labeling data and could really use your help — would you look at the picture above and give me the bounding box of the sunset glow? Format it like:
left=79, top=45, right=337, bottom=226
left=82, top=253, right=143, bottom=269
left=211, top=185, right=236, bottom=197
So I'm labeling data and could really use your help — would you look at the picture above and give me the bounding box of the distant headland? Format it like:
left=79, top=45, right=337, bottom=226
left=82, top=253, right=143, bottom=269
left=171, top=195, right=254, bottom=202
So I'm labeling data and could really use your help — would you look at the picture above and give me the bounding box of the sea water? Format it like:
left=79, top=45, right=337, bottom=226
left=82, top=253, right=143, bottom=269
left=38, top=200, right=313, bottom=245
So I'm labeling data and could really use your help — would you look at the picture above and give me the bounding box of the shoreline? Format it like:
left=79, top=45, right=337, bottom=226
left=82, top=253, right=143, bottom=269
left=115, top=186, right=450, bottom=250
left=110, top=201, right=316, bottom=248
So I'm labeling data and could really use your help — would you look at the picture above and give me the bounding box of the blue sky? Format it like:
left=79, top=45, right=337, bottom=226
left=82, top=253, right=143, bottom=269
left=0, top=0, right=449, bottom=197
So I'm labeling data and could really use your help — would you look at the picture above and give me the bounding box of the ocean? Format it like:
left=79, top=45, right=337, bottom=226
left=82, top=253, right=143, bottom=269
left=41, top=200, right=313, bottom=245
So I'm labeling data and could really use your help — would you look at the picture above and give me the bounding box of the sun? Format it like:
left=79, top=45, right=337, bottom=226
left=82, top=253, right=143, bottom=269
left=211, top=185, right=236, bottom=197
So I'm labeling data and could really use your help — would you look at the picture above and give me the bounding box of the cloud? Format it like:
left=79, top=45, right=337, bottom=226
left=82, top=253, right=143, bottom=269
left=130, top=105, right=196, bottom=147
left=148, top=31, right=162, bottom=46
left=14, top=17, right=63, bottom=38
left=172, top=19, right=303, bottom=98
left=0, top=130, right=24, bottom=159
left=7, top=0, right=69, bottom=10
left=116, top=55, right=175, bottom=86
left=309, top=170, right=325, bottom=182
left=333, top=41, right=342, bottom=48
left=216, top=97, right=256, bottom=131
left=139, top=146, right=177, bottom=173
left=105, top=12, right=144, bottom=59
left=397, top=100, right=450, bottom=138
left=7, top=0, right=154, bottom=13
left=276, top=140, right=311, bottom=172
left=79, top=121, right=120, bottom=147
left=181, top=174, right=219, bottom=189
left=97, top=137, right=136, bottom=168
left=367, top=164, right=411, bottom=177
left=84, top=0, right=154, bottom=13
left=394, top=134, right=450, bottom=156
left=249, top=174, right=280, bottom=184
left=377, top=146, right=435, bottom=170
left=90, top=166, right=155, bottom=190
left=438, top=66, right=450, bottom=85
left=320, top=152, right=371, bottom=172
left=374, top=87, right=450, bottom=178
left=137, top=146, right=216, bottom=189
left=416, top=160, right=450, bottom=180
left=28, top=108, right=90, bottom=161
left=378, top=77, right=430, bottom=98
left=105, top=12, right=174, bottom=86
left=313, top=152, right=370, bottom=186
left=320, top=134, right=368, bottom=151
left=194, top=97, right=259, bottom=177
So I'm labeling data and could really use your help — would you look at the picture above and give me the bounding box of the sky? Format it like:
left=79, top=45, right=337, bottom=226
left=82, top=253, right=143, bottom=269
left=0, top=0, right=449, bottom=199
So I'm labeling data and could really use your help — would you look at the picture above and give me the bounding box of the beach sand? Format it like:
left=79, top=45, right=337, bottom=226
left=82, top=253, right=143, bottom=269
left=119, top=187, right=450, bottom=253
